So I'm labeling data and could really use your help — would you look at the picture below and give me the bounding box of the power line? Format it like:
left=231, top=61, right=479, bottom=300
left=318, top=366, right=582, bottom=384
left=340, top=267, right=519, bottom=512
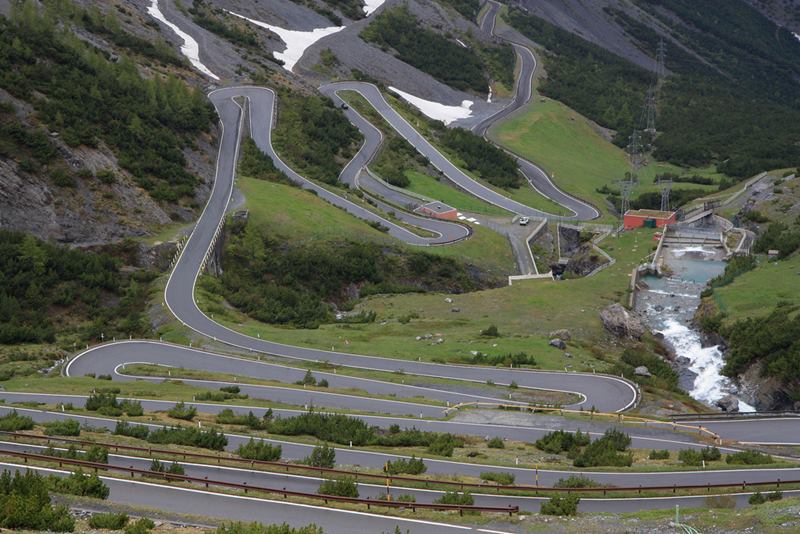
left=656, top=177, right=672, bottom=212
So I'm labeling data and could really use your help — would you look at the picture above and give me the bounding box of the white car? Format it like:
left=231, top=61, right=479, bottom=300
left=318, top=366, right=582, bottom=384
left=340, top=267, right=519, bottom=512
left=518, top=216, right=530, bottom=226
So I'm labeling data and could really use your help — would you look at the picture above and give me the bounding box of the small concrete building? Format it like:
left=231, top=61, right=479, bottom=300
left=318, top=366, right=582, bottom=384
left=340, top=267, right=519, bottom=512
left=623, top=209, right=676, bottom=230
left=415, top=201, right=458, bottom=220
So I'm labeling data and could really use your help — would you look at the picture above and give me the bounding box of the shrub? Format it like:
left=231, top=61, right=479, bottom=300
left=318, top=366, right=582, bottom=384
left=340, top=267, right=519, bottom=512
left=480, top=472, right=515, bottom=485
left=573, top=429, right=632, bottom=468
left=0, top=410, right=34, bottom=431
left=167, top=402, right=197, bottom=420
left=679, top=447, right=721, bottom=466
left=427, top=434, right=463, bottom=457
left=85, top=392, right=120, bottom=412
left=480, top=325, right=499, bottom=337
left=649, top=449, right=670, bottom=460
left=86, top=446, right=109, bottom=464
left=304, top=444, right=336, bottom=468
left=113, top=421, right=150, bottom=440
left=317, top=379, right=329, bottom=388
left=89, top=512, right=129, bottom=529
left=120, top=400, right=144, bottom=416
left=487, top=437, right=505, bottom=449
left=726, top=450, right=774, bottom=465
left=150, top=459, right=185, bottom=475
left=554, top=475, right=602, bottom=488
left=434, top=491, right=474, bottom=505
left=535, top=430, right=590, bottom=454
left=214, top=522, right=323, bottom=534
left=124, top=517, right=156, bottom=534
left=540, top=494, right=580, bottom=516
left=0, top=470, right=75, bottom=530
left=318, top=477, right=358, bottom=498
left=385, top=456, right=426, bottom=475
left=146, top=426, right=227, bottom=451
left=48, top=470, right=109, bottom=499
left=237, top=438, right=282, bottom=461
left=43, top=419, right=81, bottom=436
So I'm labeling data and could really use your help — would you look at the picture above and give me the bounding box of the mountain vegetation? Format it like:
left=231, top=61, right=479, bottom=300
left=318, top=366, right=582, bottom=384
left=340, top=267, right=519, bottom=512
left=1, top=1, right=216, bottom=203
left=0, top=230, right=153, bottom=345
left=506, top=2, right=800, bottom=181
left=272, top=90, right=361, bottom=185
left=216, top=215, right=481, bottom=328
left=361, top=5, right=489, bottom=93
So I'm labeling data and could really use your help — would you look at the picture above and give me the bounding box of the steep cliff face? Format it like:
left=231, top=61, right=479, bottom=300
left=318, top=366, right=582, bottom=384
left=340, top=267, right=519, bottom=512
left=0, top=90, right=217, bottom=245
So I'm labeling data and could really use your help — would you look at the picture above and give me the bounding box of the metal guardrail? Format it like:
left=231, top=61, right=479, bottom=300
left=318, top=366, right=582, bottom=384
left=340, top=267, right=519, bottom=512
left=442, top=403, right=722, bottom=442
left=0, top=446, right=517, bottom=516
left=3, top=438, right=798, bottom=498
left=671, top=412, right=800, bottom=421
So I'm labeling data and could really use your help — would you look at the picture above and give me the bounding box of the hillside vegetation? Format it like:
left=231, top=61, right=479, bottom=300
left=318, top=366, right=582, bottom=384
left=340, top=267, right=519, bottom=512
left=0, top=1, right=215, bottom=203
left=361, top=5, right=510, bottom=94
left=0, top=230, right=152, bottom=345
left=506, top=2, right=800, bottom=181
left=272, top=90, right=361, bottom=185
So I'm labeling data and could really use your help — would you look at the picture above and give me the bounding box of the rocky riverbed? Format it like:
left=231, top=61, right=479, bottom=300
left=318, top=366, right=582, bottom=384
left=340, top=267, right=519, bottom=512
left=635, top=243, right=754, bottom=412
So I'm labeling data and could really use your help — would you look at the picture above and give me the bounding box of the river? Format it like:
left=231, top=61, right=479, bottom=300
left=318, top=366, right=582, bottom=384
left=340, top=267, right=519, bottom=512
left=636, top=243, right=755, bottom=412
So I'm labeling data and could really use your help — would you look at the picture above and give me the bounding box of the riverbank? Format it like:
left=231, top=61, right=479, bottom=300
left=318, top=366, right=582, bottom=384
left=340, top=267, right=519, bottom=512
left=634, top=228, right=754, bottom=412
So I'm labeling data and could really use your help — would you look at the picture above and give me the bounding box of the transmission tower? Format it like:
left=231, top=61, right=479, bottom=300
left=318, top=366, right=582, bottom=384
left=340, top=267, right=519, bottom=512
left=618, top=178, right=635, bottom=215
left=626, top=129, right=645, bottom=176
left=657, top=177, right=672, bottom=212
left=656, top=38, right=667, bottom=85
left=641, top=84, right=657, bottom=135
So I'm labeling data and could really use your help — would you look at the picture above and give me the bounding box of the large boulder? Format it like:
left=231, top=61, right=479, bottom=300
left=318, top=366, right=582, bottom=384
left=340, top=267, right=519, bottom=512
left=549, top=338, right=567, bottom=349
left=549, top=329, right=572, bottom=341
left=716, top=395, right=739, bottom=413
left=600, top=304, right=646, bottom=340
left=634, top=366, right=652, bottom=378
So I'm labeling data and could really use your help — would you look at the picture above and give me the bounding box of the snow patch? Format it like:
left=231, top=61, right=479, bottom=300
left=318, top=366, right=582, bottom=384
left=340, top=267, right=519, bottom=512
left=147, top=0, right=219, bottom=80
left=363, top=0, right=387, bottom=16
left=388, top=87, right=473, bottom=125
left=794, top=32, right=800, bottom=43
left=455, top=39, right=468, bottom=48
left=657, top=319, right=755, bottom=412
left=227, top=10, right=344, bottom=72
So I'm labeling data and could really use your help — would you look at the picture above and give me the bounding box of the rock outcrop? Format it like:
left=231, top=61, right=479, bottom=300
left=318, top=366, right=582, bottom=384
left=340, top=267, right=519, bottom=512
left=600, top=303, right=646, bottom=340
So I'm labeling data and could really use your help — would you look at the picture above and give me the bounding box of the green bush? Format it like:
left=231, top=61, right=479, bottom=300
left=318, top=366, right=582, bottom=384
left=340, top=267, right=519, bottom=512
left=0, top=410, right=34, bottom=431
left=385, top=456, right=426, bottom=475
left=0, top=470, right=75, bottom=531
left=540, top=494, right=580, bottom=516
left=487, top=437, right=505, bottom=449
left=43, top=419, right=81, bottom=436
left=535, top=430, right=590, bottom=454
left=678, top=447, right=721, bottom=466
left=113, top=421, right=150, bottom=440
left=726, top=450, right=774, bottom=465
left=649, top=449, right=670, bottom=460
left=427, top=434, right=463, bottom=457
left=480, top=325, right=499, bottom=337
left=304, top=444, right=336, bottom=468
left=124, top=517, right=156, bottom=534
left=146, top=425, right=227, bottom=451
left=149, top=459, right=185, bottom=475
left=48, top=470, right=109, bottom=499
left=214, top=522, right=323, bottom=534
left=434, top=491, right=474, bottom=505
left=167, top=401, right=197, bottom=420
left=318, top=477, right=358, bottom=498
left=479, top=472, right=515, bottom=485
left=88, top=512, right=129, bottom=529
left=572, top=429, right=632, bottom=468
left=554, top=475, right=602, bottom=488
left=120, top=400, right=143, bottom=416
left=236, top=438, right=282, bottom=461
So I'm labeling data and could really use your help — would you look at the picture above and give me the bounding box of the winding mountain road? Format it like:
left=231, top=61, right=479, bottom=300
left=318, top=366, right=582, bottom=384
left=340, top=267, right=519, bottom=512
left=13, top=2, right=795, bottom=527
